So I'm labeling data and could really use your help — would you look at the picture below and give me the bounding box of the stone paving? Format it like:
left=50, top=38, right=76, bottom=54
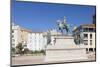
left=12, top=53, right=96, bottom=66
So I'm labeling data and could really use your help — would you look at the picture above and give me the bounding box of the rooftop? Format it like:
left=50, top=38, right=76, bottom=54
left=73, top=24, right=96, bottom=32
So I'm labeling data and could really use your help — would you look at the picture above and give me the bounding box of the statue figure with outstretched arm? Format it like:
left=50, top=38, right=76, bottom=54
left=57, top=16, right=71, bottom=35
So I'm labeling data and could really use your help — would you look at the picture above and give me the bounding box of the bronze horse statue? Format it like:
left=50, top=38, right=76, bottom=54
left=57, top=16, right=71, bottom=35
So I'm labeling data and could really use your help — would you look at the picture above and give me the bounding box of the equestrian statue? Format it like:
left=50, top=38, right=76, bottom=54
left=57, top=16, right=71, bottom=35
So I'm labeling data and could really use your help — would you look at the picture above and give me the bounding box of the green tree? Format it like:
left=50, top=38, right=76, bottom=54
left=11, top=47, right=15, bottom=56
left=16, top=43, right=24, bottom=55
left=23, top=48, right=29, bottom=54
left=12, top=47, right=15, bottom=53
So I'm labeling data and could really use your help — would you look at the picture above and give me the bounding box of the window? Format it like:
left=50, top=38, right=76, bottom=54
left=90, top=34, right=92, bottom=39
left=84, top=40, right=88, bottom=45
left=12, top=44, right=15, bottom=46
left=86, top=48, right=88, bottom=51
left=89, top=28, right=93, bottom=32
left=89, top=48, right=93, bottom=52
left=12, top=30, right=14, bottom=33
left=84, top=43, right=88, bottom=45
left=83, top=28, right=88, bottom=32
left=84, top=34, right=88, bottom=39
left=83, top=28, right=95, bottom=32
left=90, top=40, right=92, bottom=45
left=12, top=39, right=15, bottom=42
left=12, top=35, right=14, bottom=38
left=24, top=45, right=27, bottom=47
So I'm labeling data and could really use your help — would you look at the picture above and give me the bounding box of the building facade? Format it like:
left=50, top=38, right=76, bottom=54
left=12, top=23, right=22, bottom=48
left=12, top=23, right=47, bottom=51
left=27, top=32, right=47, bottom=51
left=12, top=23, right=32, bottom=48
left=73, top=24, right=96, bottom=52
left=27, top=29, right=61, bottom=51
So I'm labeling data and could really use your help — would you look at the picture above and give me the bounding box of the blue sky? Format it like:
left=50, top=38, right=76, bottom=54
left=12, top=0, right=96, bottom=32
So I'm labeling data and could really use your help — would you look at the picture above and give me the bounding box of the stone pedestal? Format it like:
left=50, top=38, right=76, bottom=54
left=45, top=35, right=88, bottom=62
